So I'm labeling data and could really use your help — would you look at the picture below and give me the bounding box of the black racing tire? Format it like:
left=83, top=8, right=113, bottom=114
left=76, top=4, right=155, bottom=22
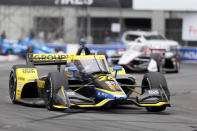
left=152, top=54, right=162, bottom=72
left=141, top=72, right=170, bottom=112
left=9, top=70, right=17, bottom=104
left=45, top=72, right=68, bottom=111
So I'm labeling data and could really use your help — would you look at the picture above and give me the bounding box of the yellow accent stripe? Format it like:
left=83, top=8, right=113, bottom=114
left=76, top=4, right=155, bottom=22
left=73, top=55, right=105, bottom=60
left=53, top=105, right=68, bottom=109
left=95, top=88, right=124, bottom=94
left=78, top=99, right=112, bottom=107
left=31, top=54, right=105, bottom=61
left=74, top=87, right=84, bottom=92
left=127, top=87, right=142, bottom=95
left=139, top=102, right=169, bottom=106
left=61, top=86, right=66, bottom=99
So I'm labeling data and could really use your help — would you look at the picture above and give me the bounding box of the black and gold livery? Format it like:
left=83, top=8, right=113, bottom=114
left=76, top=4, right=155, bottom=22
left=9, top=52, right=171, bottom=112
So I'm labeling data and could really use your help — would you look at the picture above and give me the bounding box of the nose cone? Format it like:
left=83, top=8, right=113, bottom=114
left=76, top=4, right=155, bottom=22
left=118, top=51, right=141, bottom=65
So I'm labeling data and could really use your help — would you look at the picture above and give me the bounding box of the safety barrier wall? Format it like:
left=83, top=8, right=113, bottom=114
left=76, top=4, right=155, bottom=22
left=1, top=41, right=197, bottom=62
left=65, top=44, right=197, bottom=62
left=44, top=44, right=197, bottom=62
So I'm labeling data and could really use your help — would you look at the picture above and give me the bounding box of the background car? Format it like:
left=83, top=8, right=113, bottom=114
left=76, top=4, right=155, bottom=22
left=110, top=31, right=181, bottom=73
left=111, top=44, right=180, bottom=73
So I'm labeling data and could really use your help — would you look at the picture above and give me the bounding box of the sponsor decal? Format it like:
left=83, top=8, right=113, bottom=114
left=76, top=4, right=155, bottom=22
left=54, top=0, right=94, bottom=5
left=97, top=91, right=108, bottom=97
left=18, top=82, right=22, bottom=87
left=105, top=81, right=119, bottom=90
left=98, top=76, right=113, bottom=81
left=148, top=90, right=159, bottom=95
left=22, top=69, right=36, bottom=74
left=28, top=79, right=37, bottom=82
left=18, top=77, right=25, bottom=81
left=32, top=54, right=69, bottom=60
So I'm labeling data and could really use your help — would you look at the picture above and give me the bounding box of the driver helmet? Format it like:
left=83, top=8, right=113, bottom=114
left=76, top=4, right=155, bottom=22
left=80, top=38, right=87, bottom=47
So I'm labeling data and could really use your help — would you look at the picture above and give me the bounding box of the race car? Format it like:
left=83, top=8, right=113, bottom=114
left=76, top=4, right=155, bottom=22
left=110, top=31, right=181, bottom=73
left=0, top=38, right=57, bottom=56
left=111, top=44, right=180, bottom=73
left=9, top=52, right=170, bottom=112
left=0, top=39, right=27, bottom=55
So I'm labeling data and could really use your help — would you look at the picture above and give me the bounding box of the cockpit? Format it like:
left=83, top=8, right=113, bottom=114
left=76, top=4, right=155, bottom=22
left=73, top=56, right=110, bottom=75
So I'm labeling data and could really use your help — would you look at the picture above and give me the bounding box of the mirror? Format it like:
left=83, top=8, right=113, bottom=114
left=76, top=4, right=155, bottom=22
left=113, top=66, right=122, bottom=78
left=113, top=66, right=122, bottom=71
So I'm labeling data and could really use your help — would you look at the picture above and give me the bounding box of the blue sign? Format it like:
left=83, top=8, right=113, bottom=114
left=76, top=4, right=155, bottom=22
left=179, top=47, right=197, bottom=61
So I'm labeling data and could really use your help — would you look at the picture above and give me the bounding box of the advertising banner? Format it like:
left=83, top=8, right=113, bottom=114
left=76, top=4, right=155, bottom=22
left=133, top=0, right=197, bottom=11
left=179, top=47, right=197, bottom=61
left=182, top=14, right=197, bottom=41
left=0, top=0, right=132, bottom=8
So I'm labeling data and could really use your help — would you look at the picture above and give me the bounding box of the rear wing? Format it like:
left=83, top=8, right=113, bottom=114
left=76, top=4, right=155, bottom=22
left=149, top=48, right=166, bottom=54
left=26, top=53, right=76, bottom=66
left=150, top=48, right=166, bottom=52
left=26, top=53, right=106, bottom=66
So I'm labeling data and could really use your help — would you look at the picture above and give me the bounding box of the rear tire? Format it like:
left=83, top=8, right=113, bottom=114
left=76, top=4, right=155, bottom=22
left=45, top=72, right=68, bottom=110
left=141, top=72, right=170, bottom=112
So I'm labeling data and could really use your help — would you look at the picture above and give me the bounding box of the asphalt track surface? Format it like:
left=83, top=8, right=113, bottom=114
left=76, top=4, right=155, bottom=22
left=0, top=60, right=197, bottom=131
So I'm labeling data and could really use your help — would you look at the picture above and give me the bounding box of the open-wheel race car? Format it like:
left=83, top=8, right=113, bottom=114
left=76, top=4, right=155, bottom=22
left=9, top=51, right=171, bottom=112
left=111, top=44, right=180, bottom=73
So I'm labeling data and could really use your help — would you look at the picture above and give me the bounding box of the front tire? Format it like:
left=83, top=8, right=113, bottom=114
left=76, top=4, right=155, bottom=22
left=9, top=71, right=17, bottom=104
left=45, top=72, right=68, bottom=110
left=141, top=72, right=170, bottom=112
